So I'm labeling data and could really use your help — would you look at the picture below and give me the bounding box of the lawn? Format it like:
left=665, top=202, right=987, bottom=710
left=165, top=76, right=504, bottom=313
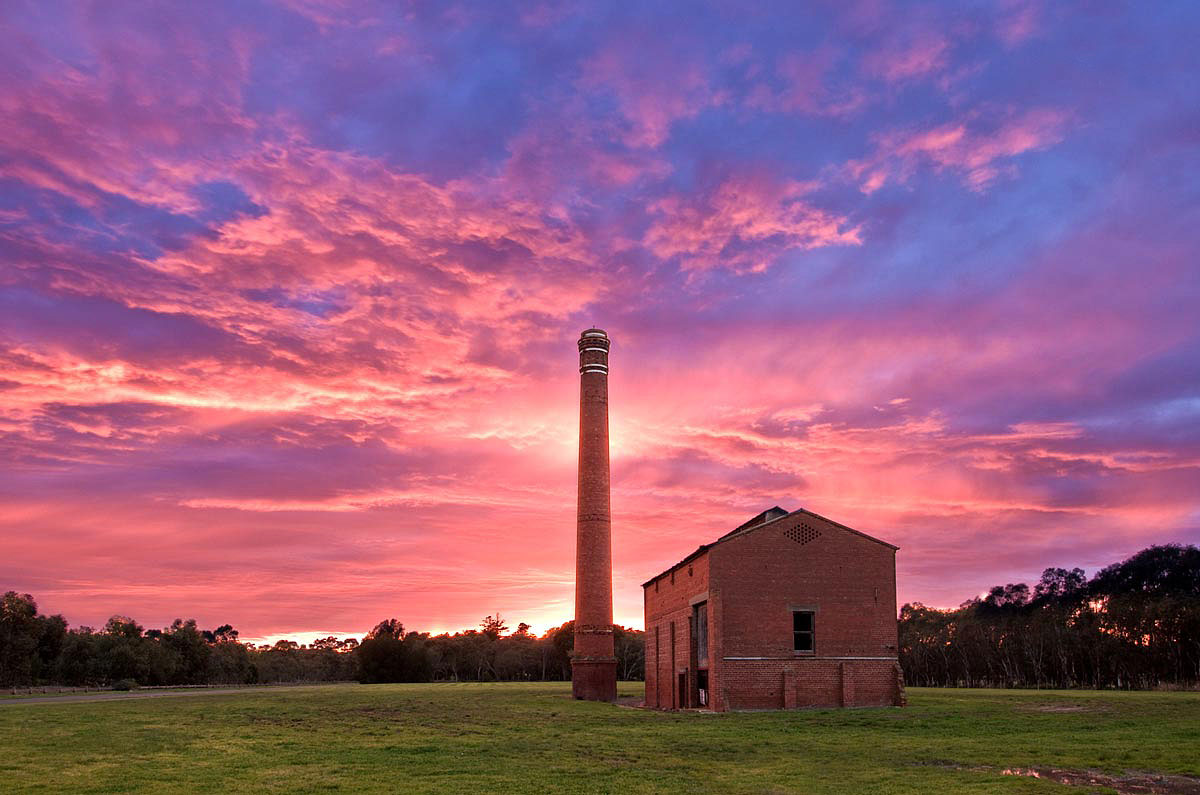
left=1, top=683, right=1197, bottom=793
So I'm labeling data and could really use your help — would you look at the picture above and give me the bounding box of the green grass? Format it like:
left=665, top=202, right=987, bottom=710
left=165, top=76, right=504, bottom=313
left=1, top=683, right=1197, bottom=793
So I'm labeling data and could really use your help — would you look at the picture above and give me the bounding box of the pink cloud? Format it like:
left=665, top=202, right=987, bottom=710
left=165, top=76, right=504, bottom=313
left=745, top=46, right=865, bottom=117
left=5, top=210, right=1197, bottom=630
left=1, top=1, right=1196, bottom=643
left=644, top=176, right=861, bottom=272
left=501, top=97, right=673, bottom=204
left=0, top=12, right=254, bottom=212
left=850, top=107, right=1070, bottom=192
left=579, top=36, right=717, bottom=148
left=862, top=31, right=951, bottom=83
left=996, top=0, right=1042, bottom=46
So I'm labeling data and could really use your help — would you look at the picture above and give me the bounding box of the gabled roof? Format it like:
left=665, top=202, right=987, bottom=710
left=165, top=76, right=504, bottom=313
left=640, top=506, right=898, bottom=588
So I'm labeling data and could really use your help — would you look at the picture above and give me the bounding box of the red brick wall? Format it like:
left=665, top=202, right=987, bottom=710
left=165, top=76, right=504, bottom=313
left=643, top=551, right=710, bottom=708
left=718, top=659, right=900, bottom=709
left=644, top=510, right=903, bottom=710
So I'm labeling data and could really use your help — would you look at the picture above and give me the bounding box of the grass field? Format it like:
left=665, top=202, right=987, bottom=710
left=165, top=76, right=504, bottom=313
left=1, top=683, right=1198, bottom=793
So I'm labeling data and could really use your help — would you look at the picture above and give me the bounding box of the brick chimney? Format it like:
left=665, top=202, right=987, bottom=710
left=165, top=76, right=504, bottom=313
left=572, top=327, right=617, bottom=701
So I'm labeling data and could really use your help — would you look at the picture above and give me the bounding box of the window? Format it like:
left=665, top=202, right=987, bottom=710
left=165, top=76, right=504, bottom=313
left=694, top=603, right=708, bottom=664
left=793, top=611, right=814, bottom=653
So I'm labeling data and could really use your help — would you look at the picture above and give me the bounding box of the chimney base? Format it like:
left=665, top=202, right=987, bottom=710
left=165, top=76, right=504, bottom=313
left=571, top=657, right=617, bottom=701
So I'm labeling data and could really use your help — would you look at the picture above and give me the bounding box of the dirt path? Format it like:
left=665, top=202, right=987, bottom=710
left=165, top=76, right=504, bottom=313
left=0, top=684, right=345, bottom=706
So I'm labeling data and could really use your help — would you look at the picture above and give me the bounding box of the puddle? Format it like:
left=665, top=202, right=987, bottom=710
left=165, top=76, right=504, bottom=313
left=996, top=766, right=1200, bottom=794
left=919, top=762, right=1200, bottom=794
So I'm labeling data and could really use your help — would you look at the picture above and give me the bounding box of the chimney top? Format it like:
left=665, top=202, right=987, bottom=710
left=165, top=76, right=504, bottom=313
left=578, top=328, right=610, bottom=374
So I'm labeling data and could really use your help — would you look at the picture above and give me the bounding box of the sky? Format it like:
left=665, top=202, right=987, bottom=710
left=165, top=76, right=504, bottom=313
left=1, top=1, right=1198, bottom=644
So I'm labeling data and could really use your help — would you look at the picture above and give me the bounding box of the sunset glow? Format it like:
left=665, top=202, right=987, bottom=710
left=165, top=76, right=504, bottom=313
left=2, top=1, right=1197, bottom=641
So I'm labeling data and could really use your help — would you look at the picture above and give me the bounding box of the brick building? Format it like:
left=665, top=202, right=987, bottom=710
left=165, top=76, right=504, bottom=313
left=643, top=506, right=905, bottom=711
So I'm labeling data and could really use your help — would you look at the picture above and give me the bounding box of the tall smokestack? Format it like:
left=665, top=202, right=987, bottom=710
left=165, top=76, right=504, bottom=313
left=572, top=327, right=617, bottom=701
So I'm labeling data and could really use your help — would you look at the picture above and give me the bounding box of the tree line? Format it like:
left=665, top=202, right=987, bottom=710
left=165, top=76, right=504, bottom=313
left=0, top=596, right=644, bottom=689
left=899, top=544, right=1200, bottom=689
left=12, top=542, right=1194, bottom=692
left=356, top=615, right=645, bottom=684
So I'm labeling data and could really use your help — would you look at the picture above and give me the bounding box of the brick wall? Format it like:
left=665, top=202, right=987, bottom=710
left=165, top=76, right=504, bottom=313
left=644, top=509, right=903, bottom=711
left=643, top=551, right=710, bottom=708
left=719, top=658, right=900, bottom=709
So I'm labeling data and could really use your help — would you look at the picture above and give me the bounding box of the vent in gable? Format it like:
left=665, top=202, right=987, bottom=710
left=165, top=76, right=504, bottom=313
left=784, top=522, right=822, bottom=546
